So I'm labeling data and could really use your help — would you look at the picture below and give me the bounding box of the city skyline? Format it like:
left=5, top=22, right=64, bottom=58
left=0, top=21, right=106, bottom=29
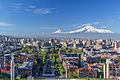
left=0, top=1, right=120, bottom=79
left=0, top=0, right=120, bottom=36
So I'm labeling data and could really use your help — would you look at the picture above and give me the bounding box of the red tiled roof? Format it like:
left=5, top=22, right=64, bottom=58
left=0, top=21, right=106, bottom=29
left=5, top=64, right=10, bottom=67
left=0, top=69, right=10, bottom=73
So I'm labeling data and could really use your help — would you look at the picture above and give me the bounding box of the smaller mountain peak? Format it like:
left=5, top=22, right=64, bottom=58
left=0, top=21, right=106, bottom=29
left=53, top=29, right=62, bottom=33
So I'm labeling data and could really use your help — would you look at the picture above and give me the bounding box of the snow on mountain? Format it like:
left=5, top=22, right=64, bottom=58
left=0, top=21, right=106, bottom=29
left=53, top=29, right=62, bottom=33
left=53, top=29, right=68, bottom=33
left=69, top=25, right=114, bottom=33
left=53, top=25, right=114, bottom=34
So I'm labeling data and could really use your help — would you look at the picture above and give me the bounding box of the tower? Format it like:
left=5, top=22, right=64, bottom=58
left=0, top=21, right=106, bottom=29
left=73, top=40, right=77, bottom=49
left=103, top=59, right=109, bottom=79
left=114, top=41, right=117, bottom=50
left=11, top=53, right=14, bottom=80
left=63, top=41, right=67, bottom=48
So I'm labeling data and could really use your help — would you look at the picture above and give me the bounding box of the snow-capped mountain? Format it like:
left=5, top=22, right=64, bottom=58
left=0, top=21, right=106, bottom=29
left=53, top=25, right=114, bottom=34
left=69, top=25, right=114, bottom=33
left=53, top=29, right=62, bottom=33
left=53, top=29, right=68, bottom=34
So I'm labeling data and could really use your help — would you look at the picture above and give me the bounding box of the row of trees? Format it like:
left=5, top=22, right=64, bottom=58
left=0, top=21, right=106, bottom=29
left=58, top=48, right=85, bottom=54
left=38, top=48, right=66, bottom=76
left=50, top=48, right=66, bottom=76
left=51, top=54, right=66, bottom=76
left=51, top=53, right=61, bottom=74
left=38, top=49, right=47, bottom=65
left=51, top=54, right=60, bottom=64
left=18, top=46, right=38, bottom=54
left=66, top=48, right=85, bottom=53
left=20, top=47, right=33, bottom=53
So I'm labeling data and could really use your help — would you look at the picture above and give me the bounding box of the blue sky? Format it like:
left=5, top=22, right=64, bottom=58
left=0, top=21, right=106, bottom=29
left=0, top=0, right=120, bottom=36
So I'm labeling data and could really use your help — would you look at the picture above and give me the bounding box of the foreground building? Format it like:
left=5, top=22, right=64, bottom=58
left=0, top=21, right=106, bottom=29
left=18, top=61, right=33, bottom=78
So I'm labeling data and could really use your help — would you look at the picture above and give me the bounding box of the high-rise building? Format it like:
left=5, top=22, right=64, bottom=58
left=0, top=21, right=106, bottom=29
left=63, top=41, right=68, bottom=48
left=114, top=41, right=120, bottom=50
left=11, top=53, right=14, bottom=80
left=103, top=59, right=110, bottom=79
left=73, top=41, right=77, bottom=48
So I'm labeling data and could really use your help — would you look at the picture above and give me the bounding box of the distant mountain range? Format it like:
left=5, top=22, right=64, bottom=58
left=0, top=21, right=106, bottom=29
left=5, top=25, right=118, bottom=40
left=50, top=25, right=120, bottom=40
left=53, top=25, right=114, bottom=34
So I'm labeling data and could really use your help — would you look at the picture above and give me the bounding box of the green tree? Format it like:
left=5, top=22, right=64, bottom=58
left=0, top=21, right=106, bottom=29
left=52, top=56, right=56, bottom=64
left=56, top=57, right=60, bottom=63
left=16, top=75, right=21, bottom=80
left=28, top=48, right=32, bottom=53
left=33, top=60, right=37, bottom=74
left=20, top=48, right=28, bottom=53
left=42, top=51, right=47, bottom=64
left=60, top=64, right=66, bottom=76
left=73, top=48, right=84, bottom=53
left=38, top=48, right=42, bottom=57
left=66, top=48, right=73, bottom=53
left=50, top=48, right=55, bottom=54
left=20, top=47, right=33, bottom=53
left=68, top=70, right=78, bottom=78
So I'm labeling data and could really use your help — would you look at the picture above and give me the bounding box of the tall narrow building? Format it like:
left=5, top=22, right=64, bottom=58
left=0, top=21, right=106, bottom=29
left=73, top=40, right=77, bottom=49
left=103, top=59, right=110, bottom=79
left=11, top=53, right=14, bottom=80
left=114, top=41, right=118, bottom=50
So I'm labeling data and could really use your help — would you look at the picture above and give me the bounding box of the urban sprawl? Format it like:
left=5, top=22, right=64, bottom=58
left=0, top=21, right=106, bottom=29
left=0, top=36, right=120, bottom=79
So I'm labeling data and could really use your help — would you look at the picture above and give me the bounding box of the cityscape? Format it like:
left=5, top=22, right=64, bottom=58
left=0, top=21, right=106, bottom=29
left=0, top=0, right=120, bottom=80
left=1, top=36, right=120, bottom=80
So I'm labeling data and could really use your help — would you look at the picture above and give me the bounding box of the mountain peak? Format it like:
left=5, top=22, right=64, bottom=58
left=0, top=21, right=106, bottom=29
left=69, top=25, right=114, bottom=33
left=53, top=29, right=62, bottom=33
left=83, top=25, right=94, bottom=29
left=53, top=25, right=114, bottom=34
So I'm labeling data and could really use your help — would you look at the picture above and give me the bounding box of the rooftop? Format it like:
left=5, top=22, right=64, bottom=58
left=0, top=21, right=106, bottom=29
left=19, top=61, right=33, bottom=70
